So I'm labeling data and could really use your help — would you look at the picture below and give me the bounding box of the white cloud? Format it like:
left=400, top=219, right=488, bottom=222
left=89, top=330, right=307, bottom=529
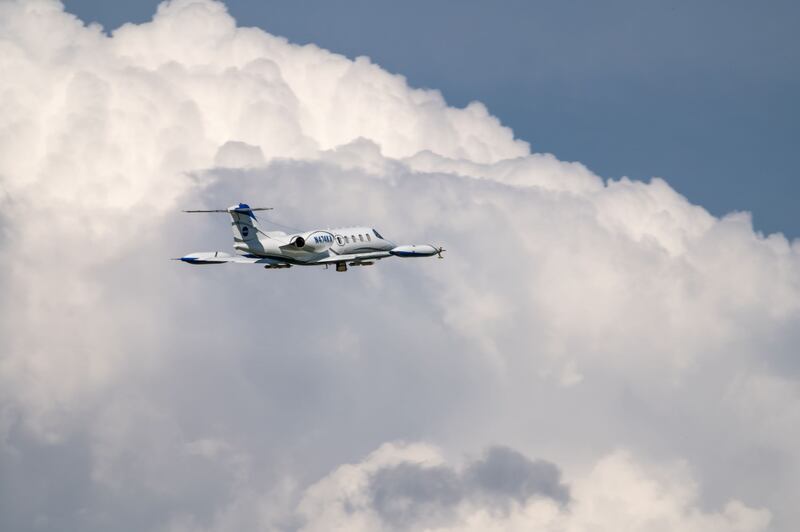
left=0, top=0, right=798, bottom=530
left=191, top=443, right=768, bottom=532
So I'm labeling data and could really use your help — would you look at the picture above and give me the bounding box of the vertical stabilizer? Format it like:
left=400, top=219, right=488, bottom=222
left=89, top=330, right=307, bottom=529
left=228, top=203, right=266, bottom=255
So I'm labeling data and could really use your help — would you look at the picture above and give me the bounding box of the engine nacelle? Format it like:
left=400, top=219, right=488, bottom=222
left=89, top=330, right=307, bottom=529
left=289, top=231, right=335, bottom=254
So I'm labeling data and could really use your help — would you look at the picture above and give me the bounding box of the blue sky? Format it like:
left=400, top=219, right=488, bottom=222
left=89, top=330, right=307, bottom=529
left=64, top=0, right=799, bottom=237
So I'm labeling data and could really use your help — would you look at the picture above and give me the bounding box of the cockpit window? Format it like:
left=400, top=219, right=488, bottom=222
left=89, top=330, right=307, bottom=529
left=372, top=229, right=384, bottom=239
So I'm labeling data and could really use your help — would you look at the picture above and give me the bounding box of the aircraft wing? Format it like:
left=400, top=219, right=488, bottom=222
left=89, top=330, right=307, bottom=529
left=313, top=251, right=392, bottom=264
left=178, top=250, right=393, bottom=268
left=176, top=252, right=289, bottom=267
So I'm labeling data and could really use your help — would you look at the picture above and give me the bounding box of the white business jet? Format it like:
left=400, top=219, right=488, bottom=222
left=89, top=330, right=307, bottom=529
left=177, top=203, right=444, bottom=272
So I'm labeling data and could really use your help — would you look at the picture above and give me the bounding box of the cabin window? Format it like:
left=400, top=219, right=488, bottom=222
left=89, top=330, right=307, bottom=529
left=373, top=229, right=384, bottom=239
left=344, top=236, right=350, bottom=244
left=351, top=235, right=356, bottom=242
left=366, top=234, right=371, bottom=242
left=359, top=234, right=364, bottom=242
left=336, top=236, right=343, bottom=246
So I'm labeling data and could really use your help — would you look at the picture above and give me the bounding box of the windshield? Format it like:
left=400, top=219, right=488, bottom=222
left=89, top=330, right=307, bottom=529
left=372, top=229, right=384, bottom=239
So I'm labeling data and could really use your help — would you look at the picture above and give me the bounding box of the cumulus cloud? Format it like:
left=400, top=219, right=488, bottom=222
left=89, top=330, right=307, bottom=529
left=283, top=443, right=768, bottom=532
left=0, top=0, right=798, bottom=530
left=364, top=445, right=568, bottom=528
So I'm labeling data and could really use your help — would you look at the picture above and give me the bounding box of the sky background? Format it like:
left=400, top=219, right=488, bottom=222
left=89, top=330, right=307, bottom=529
left=64, top=0, right=800, bottom=238
left=2, top=1, right=799, bottom=531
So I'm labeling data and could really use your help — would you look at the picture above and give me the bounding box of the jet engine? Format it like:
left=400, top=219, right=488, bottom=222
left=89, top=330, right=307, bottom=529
left=288, top=231, right=335, bottom=254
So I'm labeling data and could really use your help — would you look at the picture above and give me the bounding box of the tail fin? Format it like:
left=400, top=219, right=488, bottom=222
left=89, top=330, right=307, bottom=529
left=229, top=203, right=259, bottom=244
left=228, top=203, right=272, bottom=255
left=183, top=203, right=272, bottom=256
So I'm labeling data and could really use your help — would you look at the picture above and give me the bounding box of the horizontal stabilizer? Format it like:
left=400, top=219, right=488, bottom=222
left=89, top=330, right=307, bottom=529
left=183, top=205, right=272, bottom=214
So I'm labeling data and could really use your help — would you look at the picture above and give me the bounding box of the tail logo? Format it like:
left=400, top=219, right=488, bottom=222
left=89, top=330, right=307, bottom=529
left=241, top=226, right=249, bottom=237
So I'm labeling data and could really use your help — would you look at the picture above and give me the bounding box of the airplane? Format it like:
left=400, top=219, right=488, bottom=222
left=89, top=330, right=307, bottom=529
left=176, top=203, right=444, bottom=272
